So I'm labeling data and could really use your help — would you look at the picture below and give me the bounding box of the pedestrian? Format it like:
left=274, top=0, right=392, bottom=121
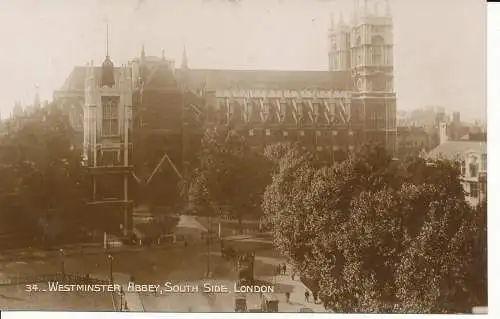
left=282, top=263, right=287, bottom=275
left=291, top=272, right=295, bottom=281
left=305, top=290, right=310, bottom=302
left=313, top=291, right=318, bottom=303
left=285, top=291, right=291, bottom=303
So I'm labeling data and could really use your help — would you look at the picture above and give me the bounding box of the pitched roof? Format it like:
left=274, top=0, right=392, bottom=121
left=460, top=132, right=487, bottom=141
left=179, top=69, right=352, bottom=91
left=427, top=141, right=487, bottom=161
left=59, top=67, right=87, bottom=91
left=57, top=66, right=352, bottom=93
left=144, top=64, right=178, bottom=89
left=58, top=67, right=126, bottom=92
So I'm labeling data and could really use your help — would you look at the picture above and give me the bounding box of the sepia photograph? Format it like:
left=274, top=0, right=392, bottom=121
left=0, top=0, right=487, bottom=314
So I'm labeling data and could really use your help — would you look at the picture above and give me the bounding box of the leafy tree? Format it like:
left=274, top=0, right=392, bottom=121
left=263, top=143, right=485, bottom=313
left=0, top=106, right=86, bottom=246
left=185, top=128, right=272, bottom=228
left=465, top=197, right=487, bottom=307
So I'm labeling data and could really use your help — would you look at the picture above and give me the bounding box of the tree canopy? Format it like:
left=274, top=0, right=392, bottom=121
left=184, top=128, right=272, bottom=222
left=262, top=143, right=486, bottom=313
left=0, top=106, right=86, bottom=247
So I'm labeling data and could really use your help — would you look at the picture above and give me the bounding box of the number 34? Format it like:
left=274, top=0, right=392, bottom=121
left=25, top=284, right=39, bottom=292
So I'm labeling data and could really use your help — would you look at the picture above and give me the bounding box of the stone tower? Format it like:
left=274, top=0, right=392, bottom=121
left=83, top=27, right=134, bottom=236
left=329, top=0, right=397, bottom=153
left=328, top=11, right=351, bottom=71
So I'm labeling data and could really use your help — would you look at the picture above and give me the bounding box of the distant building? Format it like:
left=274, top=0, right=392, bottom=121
left=12, top=101, right=24, bottom=118
left=435, top=110, right=486, bottom=143
left=396, top=125, right=432, bottom=157
left=6, top=94, right=47, bottom=133
left=0, top=115, right=6, bottom=137
left=427, top=129, right=486, bottom=207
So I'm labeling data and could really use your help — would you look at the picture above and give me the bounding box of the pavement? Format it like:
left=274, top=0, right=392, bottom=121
left=177, top=215, right=208, bottom=232
left=247, top=246, right=326, bottom=313
left=90, top=272, right=145, bottom=312
left=272, top=273, right=326, bottom=312
left=138, top=235, right=326, bottom=313
left=114, top=273, right=145, bottom=312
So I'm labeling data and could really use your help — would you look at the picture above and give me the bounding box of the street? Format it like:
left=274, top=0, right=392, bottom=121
left=0, top=225, right=324, bottom=312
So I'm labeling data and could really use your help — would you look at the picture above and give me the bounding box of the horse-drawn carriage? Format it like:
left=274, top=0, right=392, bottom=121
left=237, top=252, right=255, bottom=283
left=234, top=295, right=247, bottom=312
left=261, top=293, right=279, bottom=312
left=221, top=246, right=237, bottom=260
left=221, top=245, right=256, bottom=283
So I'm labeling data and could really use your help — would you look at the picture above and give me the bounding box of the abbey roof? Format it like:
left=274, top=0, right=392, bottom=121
left=57, top=65, right=352, bottom=93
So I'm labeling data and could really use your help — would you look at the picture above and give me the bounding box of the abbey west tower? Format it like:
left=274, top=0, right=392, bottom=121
left=329, top=0, right=397, bottom=152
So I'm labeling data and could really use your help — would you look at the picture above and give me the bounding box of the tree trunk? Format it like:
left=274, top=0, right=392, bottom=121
left=238, top=214, right=242, bottom=234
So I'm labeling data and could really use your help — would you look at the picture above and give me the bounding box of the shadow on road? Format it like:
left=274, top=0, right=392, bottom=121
left=0, top=293, right=24, bottom=301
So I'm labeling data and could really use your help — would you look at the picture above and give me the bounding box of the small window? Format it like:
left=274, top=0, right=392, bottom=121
left=372, top=36, right=385, bottom=66
left=469, top=162, right=478, bottom=178
left=470, top=182, right=479, bottom=198
left=460, top=161, right=466, bottom=176
left=102, top=97, right=119, bottom=136
left=100, top=150, right=120, bottom=166
left=102, top=119, right=118, bottom=136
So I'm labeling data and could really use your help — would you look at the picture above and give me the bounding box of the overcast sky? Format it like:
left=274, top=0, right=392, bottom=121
left=0, top=0, right=486, bottom=121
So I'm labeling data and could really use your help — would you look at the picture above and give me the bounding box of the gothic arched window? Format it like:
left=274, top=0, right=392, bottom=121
left=372, top=74, right=386, bottom=91
left=332, top=44, right=338, bottom=68
left=371, top=35, right=385, bottom=65
left=469, top=156, right=479, bottom=178
left=356, top=37, right=362, bottom=66
left=102, top=96, right=119, bottom=136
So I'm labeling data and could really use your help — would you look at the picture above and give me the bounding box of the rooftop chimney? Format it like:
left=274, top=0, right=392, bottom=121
left=439, top=122, right=448, bottom=145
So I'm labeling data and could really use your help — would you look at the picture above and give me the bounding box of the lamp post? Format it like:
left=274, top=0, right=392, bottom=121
left=119, top=287, right=124, bottom=311
left=206, top=236, right=211, bottom=278
left=59, top=249, right=65, bottom=278
left=108, top=254, right=114, bottom=283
